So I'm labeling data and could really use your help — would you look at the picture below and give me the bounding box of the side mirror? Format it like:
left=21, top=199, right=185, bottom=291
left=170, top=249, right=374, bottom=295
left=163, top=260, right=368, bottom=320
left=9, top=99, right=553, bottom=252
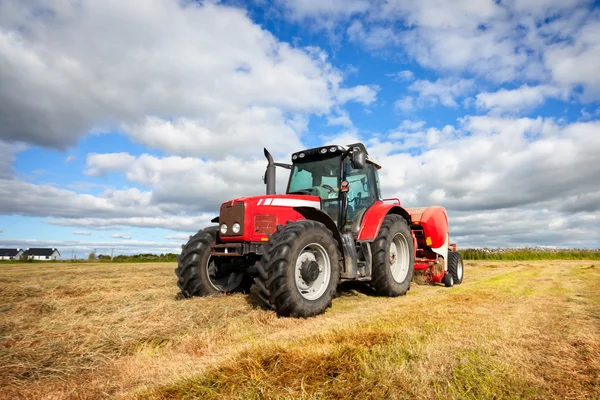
left=351, top=148, right=366, bottom=169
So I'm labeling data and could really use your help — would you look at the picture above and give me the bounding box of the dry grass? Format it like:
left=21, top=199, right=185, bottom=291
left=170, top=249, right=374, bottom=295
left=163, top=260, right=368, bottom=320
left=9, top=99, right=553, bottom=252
left=0, top=261, right=598, bottom=399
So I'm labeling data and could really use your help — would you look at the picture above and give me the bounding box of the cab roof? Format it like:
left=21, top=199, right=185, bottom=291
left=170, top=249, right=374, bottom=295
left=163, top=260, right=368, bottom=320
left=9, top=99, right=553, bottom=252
left=291, top=142, right=382, bottom=169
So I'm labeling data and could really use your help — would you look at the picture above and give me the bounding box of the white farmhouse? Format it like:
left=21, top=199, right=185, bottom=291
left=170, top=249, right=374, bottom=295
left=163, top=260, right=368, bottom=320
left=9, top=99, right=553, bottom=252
left=23, top=248, right=61, bottom=261
left=0, top=248, right=23, bottom=260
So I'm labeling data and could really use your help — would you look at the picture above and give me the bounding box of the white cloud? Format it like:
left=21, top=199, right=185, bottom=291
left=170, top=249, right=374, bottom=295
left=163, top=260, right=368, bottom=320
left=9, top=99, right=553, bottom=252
left=544, top=15, right=600, bottom=98
left=72, top=231, right=91, bottom=236
left=408, top=78, right=475, bottom=108
left=347, top=20, right=398, bottom=49
left=375, top=118, right=600, bottom=213
left=65, top=155, right=76, bottom=163
left=0, top=1, right=373, bottom=152
left=124, top=111, right=304, bottom=159
left=0, top=179, right=156, bottom=219
left=335, top=0, right=600, bottom=94
left=337, top=85, right=379, bottom=105
left=110, top=233, right=133, bottom=239
left=394, top=96, right=415, bottom=112
left=277, top=0, right=371, bottom=25
left=476, top=85, right=566, bottom=114
left=386, top=124, right=456, bottom=151
left=85, top=153, right=274, bottom=210
left=394, top=79, right=475, bottom=112
left=398, top=120, right=426, bottom=131
left=388, top=70, right=415, bottom=81
left=326, top=108, right=353, bottom=127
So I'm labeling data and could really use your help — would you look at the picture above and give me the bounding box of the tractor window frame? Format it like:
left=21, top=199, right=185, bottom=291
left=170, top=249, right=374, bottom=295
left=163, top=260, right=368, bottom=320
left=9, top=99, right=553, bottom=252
left=342, top=160, right=378, bottom=226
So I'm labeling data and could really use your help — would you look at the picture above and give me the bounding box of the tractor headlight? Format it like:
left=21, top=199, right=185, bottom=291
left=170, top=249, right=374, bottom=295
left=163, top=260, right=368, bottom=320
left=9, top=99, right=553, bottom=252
left=232, top=222, right=241, bottom=234
left=329, top=146, right=337, bottom=152
left=220, top=224, right=228, bottom=234
left=320, top=147, right=327, bottom=154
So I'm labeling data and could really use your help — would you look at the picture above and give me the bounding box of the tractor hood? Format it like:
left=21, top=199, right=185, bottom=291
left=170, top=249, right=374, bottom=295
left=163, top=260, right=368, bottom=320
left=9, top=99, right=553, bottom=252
left=217, top=194, right=321, bottom=243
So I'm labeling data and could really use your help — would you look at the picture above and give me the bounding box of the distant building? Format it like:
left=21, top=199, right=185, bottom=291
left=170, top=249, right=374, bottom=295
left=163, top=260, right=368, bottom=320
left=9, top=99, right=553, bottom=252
left=23, top=248, right=61, bottom=261
left=0, top=248, right=23, bottom=260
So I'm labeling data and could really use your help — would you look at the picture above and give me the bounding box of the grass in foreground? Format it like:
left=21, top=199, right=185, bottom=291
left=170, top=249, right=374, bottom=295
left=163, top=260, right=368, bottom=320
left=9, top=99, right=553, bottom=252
left=0, top=260, right=599, bottom=399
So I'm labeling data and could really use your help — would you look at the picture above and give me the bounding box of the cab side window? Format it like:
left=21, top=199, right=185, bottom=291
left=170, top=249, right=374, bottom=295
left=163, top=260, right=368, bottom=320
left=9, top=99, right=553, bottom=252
left=345, top=161, right=377, bottom=219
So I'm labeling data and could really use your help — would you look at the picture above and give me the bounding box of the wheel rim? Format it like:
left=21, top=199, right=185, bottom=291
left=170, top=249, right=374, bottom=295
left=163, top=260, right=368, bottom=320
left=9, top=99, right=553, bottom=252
left=457, top=258, right=463, bottom=281
left=206, top=256, right=243, bottom=292
left=294, top=243, right=331, bottom=300
left=389, top=233, right=410, bottom=283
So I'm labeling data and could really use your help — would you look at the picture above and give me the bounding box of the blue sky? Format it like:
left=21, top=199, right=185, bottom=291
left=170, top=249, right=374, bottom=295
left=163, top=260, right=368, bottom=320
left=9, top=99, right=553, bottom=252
left=1, top=0, right=600, bottom=257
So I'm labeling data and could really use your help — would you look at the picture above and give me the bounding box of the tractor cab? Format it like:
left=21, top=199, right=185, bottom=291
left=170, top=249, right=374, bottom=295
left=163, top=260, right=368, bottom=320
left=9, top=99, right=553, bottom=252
left=286, top=144, right=382, bottom=230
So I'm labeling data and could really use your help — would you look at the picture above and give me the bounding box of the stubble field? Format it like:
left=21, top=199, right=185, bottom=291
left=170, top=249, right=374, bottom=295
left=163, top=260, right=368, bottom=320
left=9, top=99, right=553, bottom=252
left=0, top=260, right=599, bottom=399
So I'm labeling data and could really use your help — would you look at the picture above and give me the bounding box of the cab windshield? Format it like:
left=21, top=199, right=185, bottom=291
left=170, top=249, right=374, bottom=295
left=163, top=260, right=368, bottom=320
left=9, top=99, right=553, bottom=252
left=287, top=155, right=341, bottom=199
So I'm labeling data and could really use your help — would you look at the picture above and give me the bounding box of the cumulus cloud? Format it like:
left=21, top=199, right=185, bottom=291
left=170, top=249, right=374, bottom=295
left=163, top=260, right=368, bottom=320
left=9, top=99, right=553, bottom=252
left=72, top=231, right=91, bottom=236
left=324, top=0, right=600, bottom=95
left=276, top=0, right=372, bottom=25
left=375, top=118, right=600, bottom=213
left=0, top=0, right=373, bottom=153
left=407, top=78, right=475, bottom=108
left=387, top=70, right=415, bottom=81
left=326, top=108, right=353, bottom=127
left=476, top=85, right=566, bottom=114
left=85, top=153, right=276, bottom=211
left=337, top=85, right=379, bottom=105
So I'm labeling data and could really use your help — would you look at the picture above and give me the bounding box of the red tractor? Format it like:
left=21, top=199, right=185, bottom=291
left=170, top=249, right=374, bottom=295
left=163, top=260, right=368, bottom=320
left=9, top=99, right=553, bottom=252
left=176, top=143, right=463, bottom=317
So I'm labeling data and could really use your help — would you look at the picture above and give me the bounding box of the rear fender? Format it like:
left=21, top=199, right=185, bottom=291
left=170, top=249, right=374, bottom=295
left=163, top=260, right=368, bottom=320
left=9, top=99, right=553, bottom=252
left=356, top=202, right=412, bottom=241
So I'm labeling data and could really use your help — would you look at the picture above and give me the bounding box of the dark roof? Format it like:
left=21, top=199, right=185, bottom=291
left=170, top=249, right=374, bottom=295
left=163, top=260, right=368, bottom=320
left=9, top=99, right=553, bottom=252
left=0, top=248, right=22, bottom=257
left=23, top=248, right=60, bottom=256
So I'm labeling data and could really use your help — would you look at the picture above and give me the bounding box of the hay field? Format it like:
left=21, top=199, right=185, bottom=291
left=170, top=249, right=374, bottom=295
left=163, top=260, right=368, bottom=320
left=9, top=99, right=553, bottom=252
left=1, top=260, right=598, bottom=399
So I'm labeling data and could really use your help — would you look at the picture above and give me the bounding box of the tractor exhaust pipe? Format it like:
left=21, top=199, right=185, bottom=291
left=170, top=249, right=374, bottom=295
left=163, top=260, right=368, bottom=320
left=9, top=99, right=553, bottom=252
left=264, top=148, right=276, bottom=195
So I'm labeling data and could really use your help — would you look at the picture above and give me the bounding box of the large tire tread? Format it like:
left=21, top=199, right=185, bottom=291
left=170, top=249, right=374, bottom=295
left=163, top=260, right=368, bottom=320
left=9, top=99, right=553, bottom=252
left=370, top=215, right=414, bottom=297
left=175, top=226, right=249, bottom=297
left=255, top=220, right=340, bottom=318
left=448, top=251, right=464, bottom=284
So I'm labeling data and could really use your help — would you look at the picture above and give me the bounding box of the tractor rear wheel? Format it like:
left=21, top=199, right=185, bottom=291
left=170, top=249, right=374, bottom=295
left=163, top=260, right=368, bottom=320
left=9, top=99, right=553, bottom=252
left=371, top=215, right=414, bottom=296
left=175, top=227, right=249, bottom=297
left=448, top=251, right=464, bottom=284
left=255, top=220, right=340, bottom=318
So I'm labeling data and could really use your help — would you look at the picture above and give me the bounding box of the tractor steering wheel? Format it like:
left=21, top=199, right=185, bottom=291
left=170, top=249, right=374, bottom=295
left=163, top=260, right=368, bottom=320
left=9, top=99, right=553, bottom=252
left=350, top=191, right=362, bottom=209
left=321, top=184, right=336, bottom=193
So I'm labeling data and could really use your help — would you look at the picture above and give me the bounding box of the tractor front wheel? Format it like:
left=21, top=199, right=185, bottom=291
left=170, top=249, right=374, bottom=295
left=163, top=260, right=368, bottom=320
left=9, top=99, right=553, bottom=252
left=175, top=227, right=249, bottom=297
left=371, top=215, right=414, bottom=296
left=255, top=220, right=340, bottom=318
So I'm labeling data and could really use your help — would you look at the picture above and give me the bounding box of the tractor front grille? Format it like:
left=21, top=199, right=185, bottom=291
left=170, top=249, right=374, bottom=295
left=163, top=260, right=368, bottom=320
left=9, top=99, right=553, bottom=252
left=219, top=201, right=245, bottom=236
